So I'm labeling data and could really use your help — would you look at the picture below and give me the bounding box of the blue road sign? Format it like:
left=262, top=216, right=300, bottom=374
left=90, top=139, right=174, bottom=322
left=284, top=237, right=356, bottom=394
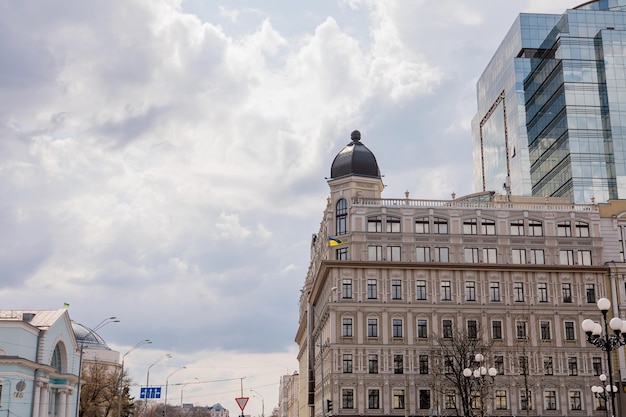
left=140, top=387, right=162, bottom=399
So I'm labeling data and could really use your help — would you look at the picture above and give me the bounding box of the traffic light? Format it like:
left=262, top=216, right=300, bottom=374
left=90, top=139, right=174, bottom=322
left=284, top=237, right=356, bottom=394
left=327, top=399, right=333, bottom=412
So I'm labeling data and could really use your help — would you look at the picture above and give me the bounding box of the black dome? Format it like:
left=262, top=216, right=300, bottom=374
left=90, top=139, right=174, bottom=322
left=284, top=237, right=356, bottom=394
left=330, top=131, right=381, bottom=179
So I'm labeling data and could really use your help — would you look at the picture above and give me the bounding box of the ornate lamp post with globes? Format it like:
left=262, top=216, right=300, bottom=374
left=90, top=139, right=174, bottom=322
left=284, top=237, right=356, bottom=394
left=462, top=354, right=497, bottom=417
left=591, top=373, right=614, bottom=417
left=581, top=297, right=626, bottom=417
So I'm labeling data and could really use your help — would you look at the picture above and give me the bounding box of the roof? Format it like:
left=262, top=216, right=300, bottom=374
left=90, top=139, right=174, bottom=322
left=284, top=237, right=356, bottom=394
left=330, top=130, right=381, bottom=179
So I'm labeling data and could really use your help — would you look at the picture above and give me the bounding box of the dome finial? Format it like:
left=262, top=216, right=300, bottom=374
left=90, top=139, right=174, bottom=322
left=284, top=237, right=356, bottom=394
left=351, top=130, right=361, bottom=142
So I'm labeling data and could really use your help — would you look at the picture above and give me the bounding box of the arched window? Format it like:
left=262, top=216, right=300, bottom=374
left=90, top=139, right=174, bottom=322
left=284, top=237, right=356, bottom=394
left=336, top=199, right=348, bottom=235
left=51, top=344, right=62, bottom=372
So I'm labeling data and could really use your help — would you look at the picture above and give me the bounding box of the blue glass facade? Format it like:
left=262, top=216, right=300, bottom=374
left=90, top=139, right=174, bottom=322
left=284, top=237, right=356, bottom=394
left=473, top=0, right=626, bottom=203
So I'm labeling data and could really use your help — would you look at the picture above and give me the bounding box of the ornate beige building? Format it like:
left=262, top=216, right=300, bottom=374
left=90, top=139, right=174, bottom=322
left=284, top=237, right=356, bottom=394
left=296, top=131, right=626, bottom=417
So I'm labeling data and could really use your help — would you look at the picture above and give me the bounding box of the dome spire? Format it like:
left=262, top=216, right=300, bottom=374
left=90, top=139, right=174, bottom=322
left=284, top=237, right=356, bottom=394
left=330, top=130, right=381, bottom=179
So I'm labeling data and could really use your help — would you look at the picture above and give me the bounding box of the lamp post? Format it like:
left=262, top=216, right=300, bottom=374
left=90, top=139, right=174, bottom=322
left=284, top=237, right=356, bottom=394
left=165, top=366, right=186, bottom=417
left=250, top=389, right=265, bottom=417
left=181, top=378, right=199, bottom=406
left=581, top=297, right=626, bottom=417
left=591, top=374, right=615, bottom=417
left=145, top=354, right=172, bottom=415
left=118, top=339, right=151, bottom=417
left=75, top=316, right=119, bottom=417
left=462, top=353, right=497, bottom=417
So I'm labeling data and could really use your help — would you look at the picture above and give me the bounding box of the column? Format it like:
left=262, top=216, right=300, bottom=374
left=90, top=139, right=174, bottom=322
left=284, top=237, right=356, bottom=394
left=58, top=389, right=67, bottom=417
left=32, top=381, right=42, bottom=417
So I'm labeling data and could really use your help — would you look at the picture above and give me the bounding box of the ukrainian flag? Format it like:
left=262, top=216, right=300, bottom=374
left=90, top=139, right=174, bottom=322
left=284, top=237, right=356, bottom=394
left=328, top=237, right=344, bottom=247
left=63, top=303, right=70, bottom=309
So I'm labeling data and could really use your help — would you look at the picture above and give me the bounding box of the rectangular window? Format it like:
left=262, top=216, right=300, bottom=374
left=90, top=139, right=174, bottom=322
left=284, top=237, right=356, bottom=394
left=495, top=356, right=504, bottom=375
left=558, top=221, right=571, bottom=237
left=495, top=390, right=507, bottom=410
left=519, top=356, right=528, bottom=375
left=342, top=389, right=354, bottom=409
left=575, top=221, right=589, bottom=237
left=512, top=249, right=526, bottom=264
left=483, top=248, right=497, bottom=263
left=467, top=320, right=478, bottom=339
left=545, top=391, right=557, bottom=411
left=516, top=321, right=527, bottom=339
left=586, top=284, right=596, bottom=303
left=465, top=281, right=476, bottom=301
left=441, top=280, right=452, bottom=301
left=490, top=282, right=501, bottom=302
left=368, top=318, right=378, bottom=337
left=540, top=321, right=551, bottom=340
left=386, top=216, right=401, bottom=233
left=393, top=389, right=405, bottom=409
left=593, top=357, right=602, bottom=376
left=444, top=356, right=454, bottom=374
left=538, top=283, right=548, bottom=302
left=528, top=219, right=543, bottom=236
left=391, top=279, right=402, bottom=300
left=367, top=216, right=382, bottom=232
left=442, top=319, right=453, bottom=338
left=394, top=355, right=403, bottom=374
left=444, top=391, right=456, bottom=409
left=464, top=248, right=479, bottom=263
left=434, top=247, right=449, bottom=262
left=544, top=357, right=554, bottom=375
left=481, top=219, right=496, bottom=235
left=565, top=321, right=576, bottom=340
left=336, top=247, right=348, bottom=260
left=368, top=354, right=378, bottom=374
left=342, top=279, right=352, bottom=299
left=416, top=280, right=427, bottom=300
left=415, top=217, right=429, bottom=234
left=492, top=320, right=502, bottom=340
left=392, top=319, right=403, bottom=338
left=417, top=319, right=428, bottom=338
left=342, top=318, right=353, bottom=337
left=562, top=283, right=572, bottom=303
left=568, top=357, right=578, bottom=376
left=569, top=391, right=582, bottom=411
left=529, top=249, right=545, bottom=264
left=510, top=220, right=524, bottom=235
left=386, top=245, right=401, bottom=261
left=463, top=219, right=478, bottom=234
left=578, top=250, right=592, bottom=265
left=419, top=390, right=431, bottom=410
left=560, top=250, right=574, bottom=265
left=368, top=245, right=383, bottom=261
left=367, top=279, right=377, bottom=299
left=416, top=246, right=430, bottom=262
left=419, top=355, right=429, bottom=374
left=368, top=389, right=379, bottom=409
left=343, top=354, right=353, bottom=373
left=520, top=390, right=532, bottom=411
left=434, top=217, right=448, bottom=234
left=514, top=282, right=524, bottom=302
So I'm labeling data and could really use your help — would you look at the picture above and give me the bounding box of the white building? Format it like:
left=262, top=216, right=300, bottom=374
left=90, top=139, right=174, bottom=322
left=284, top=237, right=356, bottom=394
left=0, top=309, right=81, bottom=417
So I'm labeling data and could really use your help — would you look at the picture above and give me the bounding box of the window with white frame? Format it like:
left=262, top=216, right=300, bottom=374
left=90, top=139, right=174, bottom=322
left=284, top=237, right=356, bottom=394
left=367, top=279, right=377, bottom=299
left=560, top=250, right=574, bottom=265
left=512, top=249, right=526, bottom=264
left=386, top=246, right=401, bottom=261
left=442, top=319, right=453, bottom=338
left=391, top=279, right=402, bottom=300
left=528, top=219, right=543, bottom=236
left=392, top=318, right=403, bottom=338
left=516, top=321, right=527, bottom=339
left=557, top=221, right=571, bottom=237
left=495, top=390, right=507, bottom=410
left=562, top=283, right=573, bottom=303
left=564, top=321, right=576, bottom=340
left=343, top=354, right=353, bottom=373
left=336, top=198, right=348, bottom=235
left=417, top=319, right=428, bottom=338
left=464, top=248, right=479, bottom=263
left=483, top=248, right=497, bottom=263
left=514, top=282, right=524, bottom=302
left=529, top=249, right=544, bottom=264
left=367, top=216, right=382, bottom=232
left=465, top=281, right=476, bottom=301
left=368, top=245, right=383, bottom=261
left=368, top=389, right=380, bottom=409
left=434, top=247, right=449, bottom=262
left=368, top=318, right=378, bottom=337
left=441, top=281, right=452, bottom=301
left=342, top=318, right=353, bottom=337
left=416, top=280, right=427, bottom=300
left=342, top=279, right=352, bottom=299
left=463, top=218, right=478, bottom=234
left=490, top=282, right=501, bottom=301
left=578, top=250, right=592, bottom=265
left=538, top=282, right=548, bottom=302
left=492, top=320, right=502, bottom=340
left=540, top=321, right=551, bottom=340
left=393, top=389, right=405, bottom=409
left=434, top=217, right=448, bottom=234
left=481, top=219, right=496, bottom=235
left=342, top=389, right=354, bottom=409
left=510, top=219, right=524, bottom=235
left=575, top=221, right=589, bottom=237
left=545, top=391, right=557, bottom=411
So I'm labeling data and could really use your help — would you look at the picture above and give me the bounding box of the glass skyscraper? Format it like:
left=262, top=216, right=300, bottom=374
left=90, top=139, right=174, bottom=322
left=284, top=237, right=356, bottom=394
left=472, top=0, right=626, bottom=203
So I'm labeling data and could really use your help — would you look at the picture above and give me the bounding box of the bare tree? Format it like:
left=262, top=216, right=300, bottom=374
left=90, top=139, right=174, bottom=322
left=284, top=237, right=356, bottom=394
left=431, top=327, right=495, bottom=417
left=80, top=361, right=134, bottom=417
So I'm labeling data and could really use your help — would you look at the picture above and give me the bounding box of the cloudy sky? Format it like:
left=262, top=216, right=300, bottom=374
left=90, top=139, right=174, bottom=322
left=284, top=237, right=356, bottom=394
left=1, top=0, right=585, bottom=414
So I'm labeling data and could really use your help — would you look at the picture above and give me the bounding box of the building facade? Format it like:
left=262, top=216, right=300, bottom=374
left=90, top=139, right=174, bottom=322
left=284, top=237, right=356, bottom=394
left=0, top=309, right=81, bottom=417
left=472, top=0, right=626, bottom=203
left=297, top=131, right=622, bottom=417
left=278, top=372, right=300, bottom=417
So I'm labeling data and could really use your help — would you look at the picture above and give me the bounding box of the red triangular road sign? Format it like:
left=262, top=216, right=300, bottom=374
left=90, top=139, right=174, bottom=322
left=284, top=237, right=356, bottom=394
left=236, top=397, right=249, bottom=411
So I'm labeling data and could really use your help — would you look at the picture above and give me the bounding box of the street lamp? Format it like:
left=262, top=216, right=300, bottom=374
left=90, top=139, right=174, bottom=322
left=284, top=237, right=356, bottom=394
left=75, top=317, right=119, bottom=417
left=145, top=354, right=172, bottom=415
left=250, top=389, right=265, bottom=417
left=581, top=297, right=626, bottom=417
left=118, top=339, right=151, bottom=417
left=462, top=354, right=497, bottom=417
left=181, top=378, right=199, bottom=405
left=165, top=366, right=186, bottom=417
left=591, top=373, right=615, bottom=417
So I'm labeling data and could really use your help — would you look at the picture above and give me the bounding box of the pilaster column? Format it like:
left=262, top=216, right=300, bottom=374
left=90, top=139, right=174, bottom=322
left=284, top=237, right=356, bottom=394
left=32, top=381, right=42, bottom=417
